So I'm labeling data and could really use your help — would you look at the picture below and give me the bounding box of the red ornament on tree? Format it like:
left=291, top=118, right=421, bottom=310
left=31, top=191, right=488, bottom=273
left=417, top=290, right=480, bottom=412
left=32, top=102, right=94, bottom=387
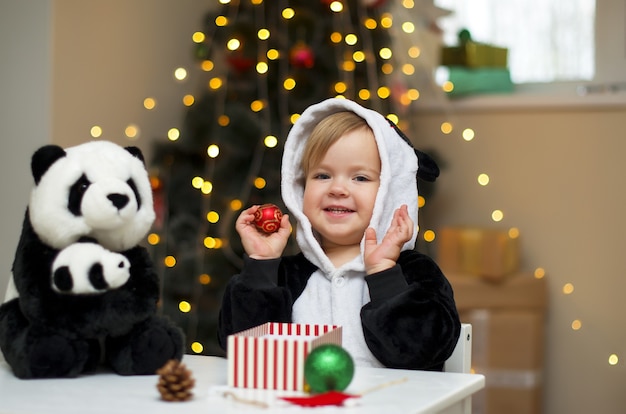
left=227, top=55, right=255, bottom=73
left=289, top=43, right=315, bottom=69
left=254, top=204, right=283, bottom=233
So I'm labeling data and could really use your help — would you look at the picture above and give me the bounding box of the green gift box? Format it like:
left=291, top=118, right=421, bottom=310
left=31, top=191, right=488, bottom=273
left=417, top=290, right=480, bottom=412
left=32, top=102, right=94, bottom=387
left=441, top=28, right=508, bottom=69
left=445, top=66, right=514, bottom=97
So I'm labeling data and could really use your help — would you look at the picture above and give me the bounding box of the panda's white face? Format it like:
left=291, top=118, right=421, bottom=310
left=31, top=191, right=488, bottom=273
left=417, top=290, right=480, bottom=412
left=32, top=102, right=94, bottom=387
left=51, top=242, right=131, bottom=294
left=29, top=141, right=155, bottom=251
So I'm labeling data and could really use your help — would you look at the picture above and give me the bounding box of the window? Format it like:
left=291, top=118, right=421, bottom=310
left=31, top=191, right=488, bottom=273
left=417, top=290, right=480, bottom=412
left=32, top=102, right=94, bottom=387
left=434, top=0, right=596, bottom=84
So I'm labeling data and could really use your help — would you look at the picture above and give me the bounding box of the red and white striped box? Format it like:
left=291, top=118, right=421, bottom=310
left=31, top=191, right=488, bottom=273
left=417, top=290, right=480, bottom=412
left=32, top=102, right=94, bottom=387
left=227, top=322, right=342, bottom=391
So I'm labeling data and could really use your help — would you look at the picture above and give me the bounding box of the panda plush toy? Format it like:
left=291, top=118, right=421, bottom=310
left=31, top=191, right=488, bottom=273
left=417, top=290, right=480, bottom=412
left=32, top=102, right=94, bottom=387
left=0, top=140, right=184, bottom=378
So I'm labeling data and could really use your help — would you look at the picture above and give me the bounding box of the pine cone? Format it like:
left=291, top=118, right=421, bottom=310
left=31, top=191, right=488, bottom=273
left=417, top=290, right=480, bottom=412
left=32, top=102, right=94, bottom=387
left=156, top=359, right=195, bottom=402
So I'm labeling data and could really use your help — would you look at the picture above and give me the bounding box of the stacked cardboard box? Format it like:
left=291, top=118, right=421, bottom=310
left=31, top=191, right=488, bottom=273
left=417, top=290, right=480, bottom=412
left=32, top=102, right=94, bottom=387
left=438, top=227, right=520, bottom=282
left=439, top=227, right=547, bottom=414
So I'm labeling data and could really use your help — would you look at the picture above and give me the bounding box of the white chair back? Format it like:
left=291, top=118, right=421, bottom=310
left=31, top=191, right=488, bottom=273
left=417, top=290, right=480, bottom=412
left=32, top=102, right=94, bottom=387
left=443, top=323, right=472, bottom=374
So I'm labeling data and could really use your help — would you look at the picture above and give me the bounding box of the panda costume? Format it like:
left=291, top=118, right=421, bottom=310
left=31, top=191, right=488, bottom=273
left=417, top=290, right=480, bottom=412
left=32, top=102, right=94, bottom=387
left=0, top=141, right=183, bottom=378
left=218, top=98, right=460, bottom=370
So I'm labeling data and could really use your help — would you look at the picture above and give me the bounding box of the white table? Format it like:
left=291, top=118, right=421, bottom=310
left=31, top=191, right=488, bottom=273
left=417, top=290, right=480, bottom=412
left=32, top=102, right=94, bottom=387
left=0, top=354, right=484, bottom=414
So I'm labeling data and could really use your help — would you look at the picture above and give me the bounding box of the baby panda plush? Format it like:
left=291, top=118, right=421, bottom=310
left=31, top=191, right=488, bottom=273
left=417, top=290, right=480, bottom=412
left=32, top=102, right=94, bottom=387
left=0, top=140, right=184, bottom=379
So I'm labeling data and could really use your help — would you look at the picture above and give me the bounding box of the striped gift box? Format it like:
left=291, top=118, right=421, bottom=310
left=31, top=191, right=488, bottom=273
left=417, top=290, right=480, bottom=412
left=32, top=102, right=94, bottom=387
left=227, top=322, right=342, bottom=391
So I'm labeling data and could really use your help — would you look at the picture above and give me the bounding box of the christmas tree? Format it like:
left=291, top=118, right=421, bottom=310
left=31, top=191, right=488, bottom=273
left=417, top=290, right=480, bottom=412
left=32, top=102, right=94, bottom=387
left=150, top=0, right=448, bottom=356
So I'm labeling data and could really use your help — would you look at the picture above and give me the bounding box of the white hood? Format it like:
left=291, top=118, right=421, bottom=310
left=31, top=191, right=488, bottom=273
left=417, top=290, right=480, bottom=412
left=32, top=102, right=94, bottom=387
left=281, top=98, right=436, bottom=273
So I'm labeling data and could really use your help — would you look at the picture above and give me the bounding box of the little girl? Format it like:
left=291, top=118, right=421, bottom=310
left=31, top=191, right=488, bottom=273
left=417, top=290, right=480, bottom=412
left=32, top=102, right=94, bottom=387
left=218, top=97, right=460, bottom=370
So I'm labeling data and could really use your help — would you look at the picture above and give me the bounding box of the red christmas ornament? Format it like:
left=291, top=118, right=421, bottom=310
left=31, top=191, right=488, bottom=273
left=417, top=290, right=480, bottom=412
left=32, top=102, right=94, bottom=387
left=227, top=55, right=255, bottom=72
left=254, top=204, right=283, bottom=233
left=289, top=43, right=315, bottom=69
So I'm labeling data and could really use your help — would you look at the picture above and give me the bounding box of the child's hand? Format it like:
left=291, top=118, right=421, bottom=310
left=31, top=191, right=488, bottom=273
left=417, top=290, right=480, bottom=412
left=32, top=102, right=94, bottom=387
left=363, top=204, right=414, bottom=275
left=235, top=205, right=291, bottom=260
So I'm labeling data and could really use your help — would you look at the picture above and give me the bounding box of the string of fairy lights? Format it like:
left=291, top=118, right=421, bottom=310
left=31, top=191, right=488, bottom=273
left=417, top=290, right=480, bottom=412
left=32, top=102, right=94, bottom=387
left=84, top=0, right=619, bottom=367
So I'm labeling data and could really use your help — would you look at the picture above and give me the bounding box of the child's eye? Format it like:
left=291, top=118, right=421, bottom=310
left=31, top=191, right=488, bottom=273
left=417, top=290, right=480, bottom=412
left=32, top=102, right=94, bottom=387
left=354, top=175, right=370, bottom=182
left=312, top=173, right=330, bottom=180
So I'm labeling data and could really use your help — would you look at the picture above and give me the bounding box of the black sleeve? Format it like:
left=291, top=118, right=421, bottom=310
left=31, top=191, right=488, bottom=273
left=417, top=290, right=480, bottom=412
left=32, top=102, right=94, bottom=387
left=217, top=255, right=294, bottom=350
left=361, top=250, right=461, bottom=371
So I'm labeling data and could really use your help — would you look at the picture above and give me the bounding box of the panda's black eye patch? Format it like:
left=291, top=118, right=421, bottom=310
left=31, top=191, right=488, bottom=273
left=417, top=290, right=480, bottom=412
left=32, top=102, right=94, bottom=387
left=88, top=263, right=109, bottom=290
left=127, top=179, right=142, bottom=210
left=53, top=266, right=73, bottom=292
left=68, top=174, right=91, bottom=216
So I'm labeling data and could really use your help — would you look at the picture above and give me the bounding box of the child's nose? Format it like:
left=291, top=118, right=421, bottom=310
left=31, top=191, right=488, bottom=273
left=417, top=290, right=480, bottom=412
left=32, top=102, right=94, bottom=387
left=329, top=179, right=349, bottom=196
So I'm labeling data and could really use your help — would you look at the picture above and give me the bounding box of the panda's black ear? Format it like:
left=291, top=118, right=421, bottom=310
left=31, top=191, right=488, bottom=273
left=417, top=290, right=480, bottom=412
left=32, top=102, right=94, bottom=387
left=386, top=118, right=440, bottom=182
left=31, top=145, right=66, bottom=184
left=125, top=146, right=145, bottom=164
left=415, top=149, right=440, bottom=182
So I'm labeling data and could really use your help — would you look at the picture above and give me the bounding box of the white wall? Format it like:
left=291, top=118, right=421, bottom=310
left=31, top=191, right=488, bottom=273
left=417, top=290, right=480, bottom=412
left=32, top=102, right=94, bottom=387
left=52, top=0, right=212, bottom=159
left=595, top=0, right=626, bottom=83
left=0, top=1, right=52, bottom=298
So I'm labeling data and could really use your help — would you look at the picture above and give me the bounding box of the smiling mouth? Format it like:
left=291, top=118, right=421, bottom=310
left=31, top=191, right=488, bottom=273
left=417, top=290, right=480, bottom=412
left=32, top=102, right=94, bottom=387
left=324, top=207, right=354, bottom=213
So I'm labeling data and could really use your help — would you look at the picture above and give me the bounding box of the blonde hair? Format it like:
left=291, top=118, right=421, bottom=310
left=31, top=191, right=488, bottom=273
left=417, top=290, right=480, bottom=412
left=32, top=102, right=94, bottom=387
left=300, top=111, right=373, bottom=177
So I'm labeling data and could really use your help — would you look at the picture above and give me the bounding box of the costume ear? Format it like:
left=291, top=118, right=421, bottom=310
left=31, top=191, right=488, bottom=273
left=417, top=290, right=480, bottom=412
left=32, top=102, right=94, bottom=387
left=31, top=145, right=66, bottom=184
left=386, top=119, right=440, bottom=182
left=414, top=149, right=440, bottom=182
left=125, top=146, right=145, bottom=164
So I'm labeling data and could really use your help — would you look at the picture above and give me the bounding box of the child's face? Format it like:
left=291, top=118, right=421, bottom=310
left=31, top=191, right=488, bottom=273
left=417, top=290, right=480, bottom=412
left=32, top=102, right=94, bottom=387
left=302, top=128, right=381, bottom=250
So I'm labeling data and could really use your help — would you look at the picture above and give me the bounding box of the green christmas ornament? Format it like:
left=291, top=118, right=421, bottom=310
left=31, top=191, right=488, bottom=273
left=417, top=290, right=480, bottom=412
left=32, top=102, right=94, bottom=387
left=304, top=344, right=355, bottom=393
